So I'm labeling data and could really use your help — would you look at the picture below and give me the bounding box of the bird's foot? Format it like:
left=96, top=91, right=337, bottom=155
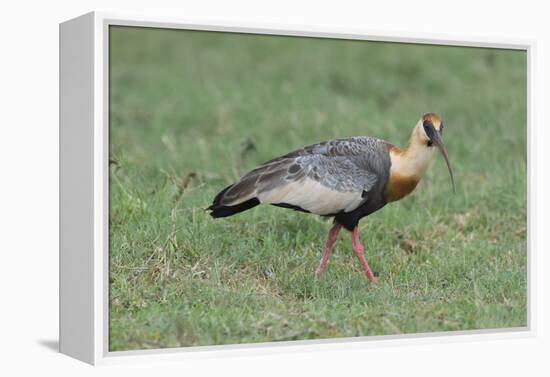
left=314, top=267, right=324, bottom=279
left=351, top=226, right=378, bottom=284
left=314, top=223, right=343, bottom=280
left=315, top=258, right=330, bottom=278
left=364, top=266, right=378, bottom=284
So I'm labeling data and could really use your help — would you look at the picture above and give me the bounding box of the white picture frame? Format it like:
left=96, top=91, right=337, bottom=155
left=59, top=11, right=534, bottom=365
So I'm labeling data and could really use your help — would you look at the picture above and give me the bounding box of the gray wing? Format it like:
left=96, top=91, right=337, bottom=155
left=282, top=154, right=378, bottom=194
left=220, top=137, right=391, bottom=215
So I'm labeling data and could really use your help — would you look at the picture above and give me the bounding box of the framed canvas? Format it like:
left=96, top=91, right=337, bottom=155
left=59, top=11, right=533, bottom=365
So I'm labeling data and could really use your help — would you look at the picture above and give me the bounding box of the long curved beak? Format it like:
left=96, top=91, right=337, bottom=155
left=431, top=132, right=456, bottom=193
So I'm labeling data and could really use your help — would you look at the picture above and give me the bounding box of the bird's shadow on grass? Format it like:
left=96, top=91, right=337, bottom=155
left=38, top=339, right=59, bottom=353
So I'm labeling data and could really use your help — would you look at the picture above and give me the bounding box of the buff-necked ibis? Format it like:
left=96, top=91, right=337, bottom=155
left=207, top=113, right=455, bottom=283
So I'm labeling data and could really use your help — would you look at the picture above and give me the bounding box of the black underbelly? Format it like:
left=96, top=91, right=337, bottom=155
left=333, top=198, right=387, bottom=231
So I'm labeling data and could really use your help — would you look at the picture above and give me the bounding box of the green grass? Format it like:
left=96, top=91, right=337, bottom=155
left=108, top=26, right=527, bottom=351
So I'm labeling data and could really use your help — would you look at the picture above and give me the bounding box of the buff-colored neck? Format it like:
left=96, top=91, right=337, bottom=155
left=389, top=123, right=436, bottom=179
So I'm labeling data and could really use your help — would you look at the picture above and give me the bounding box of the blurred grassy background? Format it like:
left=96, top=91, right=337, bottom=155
left=108, top=26, right=527, bottom=351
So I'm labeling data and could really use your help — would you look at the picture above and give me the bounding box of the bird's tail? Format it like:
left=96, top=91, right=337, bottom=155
left=206, top=184, right=260, bottom=218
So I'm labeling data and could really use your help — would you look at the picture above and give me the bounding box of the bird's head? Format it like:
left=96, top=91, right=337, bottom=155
left=415, top=112, right=456, bottom=193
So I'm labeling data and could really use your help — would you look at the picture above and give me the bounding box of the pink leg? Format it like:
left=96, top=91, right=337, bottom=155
left=315, top=223, right=343, bottom=278
left=351, top=226, right=378, bottom=284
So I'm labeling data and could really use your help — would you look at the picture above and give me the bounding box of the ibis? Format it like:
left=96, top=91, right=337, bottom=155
left=207, top=113, right=455, bottom=283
